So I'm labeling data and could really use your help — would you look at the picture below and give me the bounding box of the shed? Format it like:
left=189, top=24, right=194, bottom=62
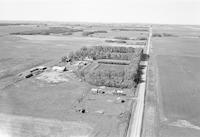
left=52, top=66, right=67, bottom=72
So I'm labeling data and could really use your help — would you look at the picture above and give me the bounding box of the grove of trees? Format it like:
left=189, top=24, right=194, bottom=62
left=66, top=45, right=143, bottom=61
left=83, top=63, right=139, bottom=89
left=71, top=46, right=143, bottom=89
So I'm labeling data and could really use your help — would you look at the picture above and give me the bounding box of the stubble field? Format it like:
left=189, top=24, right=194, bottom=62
left=152, top=26, right=200, bottom=137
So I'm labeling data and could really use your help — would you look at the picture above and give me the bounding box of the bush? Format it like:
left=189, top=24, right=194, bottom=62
left=152, top=33, right=162, bottom=37
left=162, top=33, right=177, bottom=37
left=141, top=53, right=150, bottom=61
left=114, top=36, right=130, bottom=40
left=61, top=56, right=68, bottom=62
left=134, top=66, right=144, bottom=84
left=105, top=39, right=126, bottom=43
left=152, top=33, right=177, bottom=38
left=82, top=30, right=107, bottom=36
left=135, top=41, right=146, bottom=45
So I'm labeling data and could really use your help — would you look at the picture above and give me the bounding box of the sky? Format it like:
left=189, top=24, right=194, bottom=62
left=0, top=0, right=200, bottom=25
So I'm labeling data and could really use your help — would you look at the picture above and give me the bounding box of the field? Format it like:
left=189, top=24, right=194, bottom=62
left=0, top=35, right=103, bottom=91
left=142, top=25, right=200, bottom=137
left=0, top=113, right=92, bottom=137
left=0, top=22, right=147, bottom=137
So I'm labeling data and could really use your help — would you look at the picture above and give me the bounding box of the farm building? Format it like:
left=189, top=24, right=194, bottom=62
left=52, top=66, right=67, bottom=72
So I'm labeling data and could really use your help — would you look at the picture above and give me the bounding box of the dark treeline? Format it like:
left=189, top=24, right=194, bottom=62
left=97, top=59, right=130, bottom=65
left=152, top=33, right=177, bottom=37
left=114, top=36, right=130, bottom=40
left=11, top=27, right=83, bottom=35
left=111, top=28, right=149, bottom=32
left=105, top=39, right=127, bottom=44
left=0, top=23, right=33, bottom=26
left=82, top=30, right=108, bottom=36
left=67, top=46, right=143, bottom=61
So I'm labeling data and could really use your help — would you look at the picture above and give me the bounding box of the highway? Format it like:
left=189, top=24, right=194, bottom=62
left=127, top=26, right=152, bottom=137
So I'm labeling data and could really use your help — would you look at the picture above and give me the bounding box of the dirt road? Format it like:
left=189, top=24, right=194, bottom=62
left=127, top=27, right=152, bottom=137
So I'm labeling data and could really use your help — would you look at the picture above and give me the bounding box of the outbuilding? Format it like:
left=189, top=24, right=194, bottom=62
left=52, top=66, right=67, bottom=72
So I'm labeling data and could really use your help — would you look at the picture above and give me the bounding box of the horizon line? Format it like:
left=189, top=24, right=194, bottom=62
left=0, top=19, right=200, bottom=26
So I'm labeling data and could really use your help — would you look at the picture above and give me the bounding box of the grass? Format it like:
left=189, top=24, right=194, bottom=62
left=0, top=113, right=92, bottom=137
left=97, top=63, right=127, bottom=71
left=0, top=76, right=91, bottom=120
left=90, top=29, right=149, bottom=39
left=0, top=25, right=46, bottom=35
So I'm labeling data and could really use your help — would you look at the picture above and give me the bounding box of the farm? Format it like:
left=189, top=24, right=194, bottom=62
left=0, top=22, right=147, bottom=137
